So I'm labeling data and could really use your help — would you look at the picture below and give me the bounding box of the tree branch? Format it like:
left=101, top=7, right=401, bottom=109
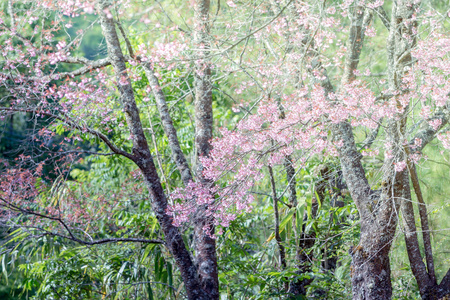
left=0, top=199, right=164, bottom=246
left=268, top=165, right=287, bottom=274
left=0, top=107, right=134, bottom=160
left=404, top=145, right=436, bottom=284
left=358, top=121, right=382, bottom=150
left=141, top=61, right=193, bottom=185
left=0, top=106, right=134, bottom=160
left=398, top=180, right=435, bottom=295
left=409, top=110, right=449, bottom=152
left=0, top=57, right=111, bottom=83
left=372, top=5, right=390, bottom=30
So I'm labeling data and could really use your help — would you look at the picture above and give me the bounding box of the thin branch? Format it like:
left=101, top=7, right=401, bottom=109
left=141, top=61, right=193, bottom=185
left=268, top=166, right=287, bottom=271
left=358, top=121, right=382, bottom=150
left=220, top=0, right=295, bottom=54
left=0, top=57, right=111, bottom=83
left=372, top=5, right=390, bottom=29
left=45, top=150, right=116, bottom=156
left=404, top=145, right=436, bottom=284
left=115, top=20, right=135, bottom=57
left=1, top=199, right=164, bottom=245
left=0, top=107, right=134, bottom=160
left=409, top=110, right=449, bottom=152
left=41, top=230, right=164, bottom=245
left=146, top=110, right=172, bottom=195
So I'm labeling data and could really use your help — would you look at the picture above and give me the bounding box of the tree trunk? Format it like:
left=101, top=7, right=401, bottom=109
left=336, top=120, right=399, bottom=300
left=96, top=2, right=211, bottom=299
left=350, top=237, right=392, bottom=300
left=330, top=3, right=398, bottom=298
left=192, top=0, right=220, bottom=298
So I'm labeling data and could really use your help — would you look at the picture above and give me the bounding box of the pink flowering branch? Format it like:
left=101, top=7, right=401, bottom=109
left=0, top=57, right=111, bottom=83
left=410, top=110, right=450, bottom=152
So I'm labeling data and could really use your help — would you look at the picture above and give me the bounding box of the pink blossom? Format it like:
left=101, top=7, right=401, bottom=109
left=227, top=0, right=237, bottom=8
left=394, top=161, right=407, bottom=172
left=327, top=6, right=336, bottom=14
left=428, top=118, right=442, bottom=131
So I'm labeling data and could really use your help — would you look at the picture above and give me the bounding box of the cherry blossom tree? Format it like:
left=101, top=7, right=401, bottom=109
left=0, top=0, right=449, bottom=299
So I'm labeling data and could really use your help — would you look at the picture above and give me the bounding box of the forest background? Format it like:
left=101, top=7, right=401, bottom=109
left=0, top=0, right=449, bottom=299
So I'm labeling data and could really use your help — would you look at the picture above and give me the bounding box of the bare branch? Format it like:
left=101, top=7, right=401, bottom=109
left=0, top=107, right=134, bottom=160
left=44, top=150, right=117, bottom=156
left=221, top=0, right=295, bottom=53
left=372, top=5, right=390, bottom=29
left=142, top=61, right=193, bottom=185
left=404, top=145, right=436, bottom=284
left=0, top=57, right=111, bottom=82
left=359, top=121, right=382, bottom=150
left=268, top=165, right=287, bottom=275
left=115, top=20, right=135, bottom=58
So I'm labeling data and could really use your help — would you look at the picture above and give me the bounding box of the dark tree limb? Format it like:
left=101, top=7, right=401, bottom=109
left=0, top=199, right=164, bottom=246
left=268, top=166, right=287, bottom=269
left=0, top=106, right=134, bottom=160
left=399, top=180, right=435, bottom=296
left=404, top=146, right=436, bottom=284
left=268, top=165, right=288, bottom=292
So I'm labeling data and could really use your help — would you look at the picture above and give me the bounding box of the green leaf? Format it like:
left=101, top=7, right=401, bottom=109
left=141, top=244, right=157, bottom=263
left=146, top=280, right=154, bottom=300
left=335, top=265, right=347, bottom=281
left=2, top=255, right=8, bottom=285
left=266, top=207, right=296, bottom=242
left=314, top=190, right=322, bottom=210
left=117, top=261, right=128, bottom=280
left=306, top=196, right=312, bottom=220
left=296, top=203, right=305, bottom=234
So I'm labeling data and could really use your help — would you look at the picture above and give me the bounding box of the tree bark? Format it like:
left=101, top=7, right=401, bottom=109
left=192, top=0, right=220, bottom=298
left=143, top=63, right=194, bottom=186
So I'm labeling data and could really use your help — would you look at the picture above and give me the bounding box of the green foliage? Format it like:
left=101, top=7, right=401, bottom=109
left=215, top=162, right=361, bottom=299
left=2, top=2, right=449, bottom=298
left=0, top=152, right=180, bottom=299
